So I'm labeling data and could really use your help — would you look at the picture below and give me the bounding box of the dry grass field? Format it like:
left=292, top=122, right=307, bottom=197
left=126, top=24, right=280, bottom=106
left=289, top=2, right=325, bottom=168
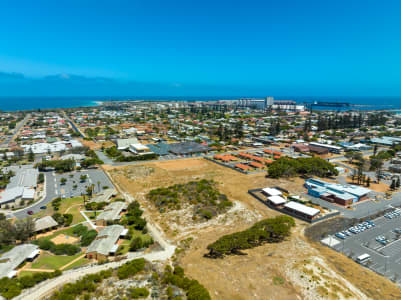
left=107, top=158, right=401, bottom=300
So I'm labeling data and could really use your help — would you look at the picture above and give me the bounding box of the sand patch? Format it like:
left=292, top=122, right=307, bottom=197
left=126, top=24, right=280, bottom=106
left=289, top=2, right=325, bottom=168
left=51, top=234, right=79, bottom=245
left=156, top=158, right=209, bottom=170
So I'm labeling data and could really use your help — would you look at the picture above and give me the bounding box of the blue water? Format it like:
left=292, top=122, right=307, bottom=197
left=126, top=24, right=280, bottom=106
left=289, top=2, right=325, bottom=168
left=0, top=96, right=400, bottom=111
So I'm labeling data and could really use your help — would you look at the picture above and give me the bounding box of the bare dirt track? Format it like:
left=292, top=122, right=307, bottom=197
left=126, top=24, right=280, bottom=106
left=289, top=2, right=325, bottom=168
left=107, top=158, right=401, bottom=300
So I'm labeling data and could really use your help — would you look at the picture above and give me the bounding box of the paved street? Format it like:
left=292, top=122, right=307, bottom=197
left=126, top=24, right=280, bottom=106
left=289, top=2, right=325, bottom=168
left=1, top=114, right=30, bottom=147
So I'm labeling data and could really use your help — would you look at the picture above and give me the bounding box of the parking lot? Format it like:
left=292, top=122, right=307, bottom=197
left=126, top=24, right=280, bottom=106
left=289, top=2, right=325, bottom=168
left=53, top=169, right=113, bottom=198
left=326, top=208, right=401, bottom=282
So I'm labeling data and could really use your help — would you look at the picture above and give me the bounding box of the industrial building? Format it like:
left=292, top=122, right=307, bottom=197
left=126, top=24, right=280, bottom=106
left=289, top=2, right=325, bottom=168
left=309, top=142, right=342, bottom=154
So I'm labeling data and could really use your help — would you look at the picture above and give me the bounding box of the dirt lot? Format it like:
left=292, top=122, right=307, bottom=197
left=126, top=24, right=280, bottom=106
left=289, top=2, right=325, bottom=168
left=51, top=234, right=79, bottom=245
left=108, top=158, right=401, bottom=300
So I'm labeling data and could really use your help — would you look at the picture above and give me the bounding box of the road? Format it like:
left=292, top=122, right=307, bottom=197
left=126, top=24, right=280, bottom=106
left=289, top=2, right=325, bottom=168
left=1, top=113, right=30, bottom=147
left=63, top=111, right=86, bottom=138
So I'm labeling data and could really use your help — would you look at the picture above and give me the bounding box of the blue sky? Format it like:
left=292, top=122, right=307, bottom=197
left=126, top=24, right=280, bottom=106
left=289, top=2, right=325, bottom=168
left=0, top=0, right=400, bottom=96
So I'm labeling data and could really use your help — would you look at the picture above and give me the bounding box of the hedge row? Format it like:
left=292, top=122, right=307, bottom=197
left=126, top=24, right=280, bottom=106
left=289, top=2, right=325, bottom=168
left=0, top=270, right=62, bottom=299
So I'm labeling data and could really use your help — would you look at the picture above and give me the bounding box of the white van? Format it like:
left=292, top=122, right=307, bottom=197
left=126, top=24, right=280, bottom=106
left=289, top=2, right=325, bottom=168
left=356, top=253, right=370, bottom=263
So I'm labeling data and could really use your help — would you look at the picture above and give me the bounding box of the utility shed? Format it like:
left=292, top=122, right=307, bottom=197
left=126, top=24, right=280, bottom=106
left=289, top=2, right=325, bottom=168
left=34, top=216, right=58, bottom=233
left=0, top=244, right=40, bottom=278
left=86, top=225, right=125, bottom=260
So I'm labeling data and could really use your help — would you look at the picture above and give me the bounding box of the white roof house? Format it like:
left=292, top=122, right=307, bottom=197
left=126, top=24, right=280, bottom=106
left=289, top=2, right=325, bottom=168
left=284, top=201, right=320, bottom=217
left=0, top=244, right=39, bottom=279
left=34, top=216, right=58, bottom=232
left=262, top=187, right=282, bottom=196
left=117, top=138, right=139, bottom=150
left=87, top=225, right=125, bottom=256
left=129, top=143, right=151, bottom=154
left=96, top=201, right=127, bottom=222
left=268, top=195, right=287, bottom=205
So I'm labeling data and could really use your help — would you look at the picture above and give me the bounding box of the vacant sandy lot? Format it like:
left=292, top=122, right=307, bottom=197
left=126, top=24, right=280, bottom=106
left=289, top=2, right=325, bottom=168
left=108, top=158, right=401, bottom=300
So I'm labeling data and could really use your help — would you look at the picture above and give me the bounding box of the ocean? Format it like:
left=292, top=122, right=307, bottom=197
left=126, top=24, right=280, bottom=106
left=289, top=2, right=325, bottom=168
left=0, top=96, right=400, bottom=111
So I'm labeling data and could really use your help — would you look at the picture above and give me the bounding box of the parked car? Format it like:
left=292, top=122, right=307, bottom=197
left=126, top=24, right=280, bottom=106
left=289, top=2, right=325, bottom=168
left=27, top=210, right=33, bottom=215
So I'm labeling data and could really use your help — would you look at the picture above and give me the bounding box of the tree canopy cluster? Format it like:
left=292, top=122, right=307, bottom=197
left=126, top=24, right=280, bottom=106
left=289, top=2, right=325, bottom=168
left=52, top=213, right=73, bottom=227
left=163, top=265, right=211, bottom=300
left=0, top=169, right=15, bottom=189
left=147, top=179, right=232, bottom=221
left=0, top=217, right=34, bottom=248
left=73, top=224, right=98, bottom=246
left=36, top=159, right=75, bottom=173
left=206, top=215, right=295, bottom=258
left=35, top=238, right=80, bottom=256
left=267, top=157, right=338, bottom=178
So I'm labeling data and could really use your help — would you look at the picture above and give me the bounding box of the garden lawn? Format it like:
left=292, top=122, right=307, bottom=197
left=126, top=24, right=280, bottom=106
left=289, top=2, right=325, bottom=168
left=63, top=257, right=90, bottom=271
left=59, top=196, right=85, bottom=225
left=18, top=271, right=36, bottom=278
left=31, top=252, right=83, bottom=270
left=33, top=196, right=85, bottom=224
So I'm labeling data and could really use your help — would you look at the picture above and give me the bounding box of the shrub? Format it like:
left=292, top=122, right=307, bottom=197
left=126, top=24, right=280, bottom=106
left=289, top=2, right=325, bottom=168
left=146, top=180, right=232, bottom=220
left=117, top=258, right=145, bottom=279
left=129, top=287, right=149, bottom=299
left=129, top=237, right=143, bottom=251
left=0, top=270, right=62, bottom=299
left=163, top=265, right=211, bottom=300
left=80, top=230, right=98, bottom=246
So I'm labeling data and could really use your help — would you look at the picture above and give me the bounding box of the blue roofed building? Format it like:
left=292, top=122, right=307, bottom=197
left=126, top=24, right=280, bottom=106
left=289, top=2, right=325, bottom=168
left=305, top=178, right=371, bottom=206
